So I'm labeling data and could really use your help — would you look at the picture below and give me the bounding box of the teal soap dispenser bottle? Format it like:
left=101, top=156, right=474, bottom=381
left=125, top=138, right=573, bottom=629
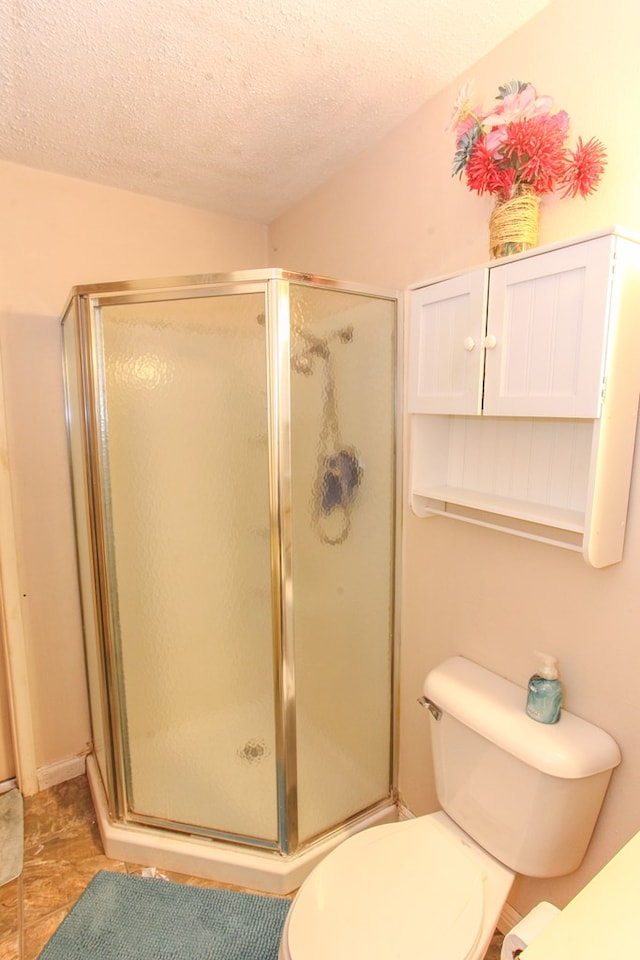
left=526, top=652, right=563, bottom=724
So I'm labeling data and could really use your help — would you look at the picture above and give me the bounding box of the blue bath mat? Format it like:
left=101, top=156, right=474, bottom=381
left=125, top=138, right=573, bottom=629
left=37, top=870, right=291, bottom=960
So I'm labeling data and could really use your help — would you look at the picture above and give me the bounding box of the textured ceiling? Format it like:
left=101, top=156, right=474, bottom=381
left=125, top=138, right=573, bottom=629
left=0, top=0, right=549, bottom=223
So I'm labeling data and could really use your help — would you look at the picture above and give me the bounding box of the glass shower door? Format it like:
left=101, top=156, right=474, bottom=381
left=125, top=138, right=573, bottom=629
left=94, top=289, right=279, bottom=844
left=289, top=284, right=397, bottom=844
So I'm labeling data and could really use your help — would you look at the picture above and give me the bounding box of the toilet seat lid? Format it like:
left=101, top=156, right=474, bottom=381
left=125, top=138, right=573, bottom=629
left=287, top=817, right=485, bottom=960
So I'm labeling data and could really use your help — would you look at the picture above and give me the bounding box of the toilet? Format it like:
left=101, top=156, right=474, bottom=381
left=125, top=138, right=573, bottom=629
left=278, top=656, right=621, bottom=960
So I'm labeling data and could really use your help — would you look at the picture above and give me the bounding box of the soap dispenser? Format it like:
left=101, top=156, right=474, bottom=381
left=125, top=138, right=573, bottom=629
left=526, top=652, right=563, bottom=724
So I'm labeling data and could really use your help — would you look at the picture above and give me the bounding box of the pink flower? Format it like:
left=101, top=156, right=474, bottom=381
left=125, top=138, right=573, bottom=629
left=455, top=113, right=479, bottom=144
left=465, top=137, right=516, bottom=199
left=447, top=81, right=474, bottom=133
left=483, top=84, right=554, bottom=129
left=502, top=115, right=568, bottom=191
left=560, top=137, right=608, bottom=198
left=485, top=126, right=508, bottom=155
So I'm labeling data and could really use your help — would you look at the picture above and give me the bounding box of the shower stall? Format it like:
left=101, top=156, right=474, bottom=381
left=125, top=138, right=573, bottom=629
left=61, top=268, right=398, bottom=892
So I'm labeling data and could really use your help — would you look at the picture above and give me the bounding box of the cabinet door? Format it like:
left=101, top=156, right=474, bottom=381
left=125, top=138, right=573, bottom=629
left=483, top=236, right=615, bottom=417
left=408, top=269, right=488, bottom=414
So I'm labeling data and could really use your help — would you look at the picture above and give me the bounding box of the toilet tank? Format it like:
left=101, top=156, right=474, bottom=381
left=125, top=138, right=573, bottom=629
left=422, top=657, right=621, bottom=878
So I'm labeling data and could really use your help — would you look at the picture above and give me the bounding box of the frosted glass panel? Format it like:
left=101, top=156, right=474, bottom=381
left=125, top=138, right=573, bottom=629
left=98, top=292, right=277, bottom=842
left=289, top=285, right=396, bottom=842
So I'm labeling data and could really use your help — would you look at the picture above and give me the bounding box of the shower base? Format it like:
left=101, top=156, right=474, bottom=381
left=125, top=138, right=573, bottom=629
left=87, top=755, right=397, bottom=894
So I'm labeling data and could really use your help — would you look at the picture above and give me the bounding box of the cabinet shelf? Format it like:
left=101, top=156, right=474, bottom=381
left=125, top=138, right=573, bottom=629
left=409, top=412, right=592, bottom=551
left=412, top=485, right=585, bottom=533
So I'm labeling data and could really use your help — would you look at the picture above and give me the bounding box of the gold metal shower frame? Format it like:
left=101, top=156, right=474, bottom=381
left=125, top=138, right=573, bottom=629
left=61, top=267, right=402, bottom=877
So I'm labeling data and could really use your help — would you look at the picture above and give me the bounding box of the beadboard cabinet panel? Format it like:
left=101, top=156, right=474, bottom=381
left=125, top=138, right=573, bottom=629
left=484, top=236, right=615, bottom=418
left=408, top=270, right=487, bottom=415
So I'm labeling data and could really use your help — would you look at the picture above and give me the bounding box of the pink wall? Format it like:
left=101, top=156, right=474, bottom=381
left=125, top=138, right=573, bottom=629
left=269, top=0, right=640, bottom=917
left=0, top=160, right=267, bottom=773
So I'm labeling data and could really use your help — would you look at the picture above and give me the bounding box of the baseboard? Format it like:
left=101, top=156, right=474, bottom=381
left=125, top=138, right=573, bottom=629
left=37, top=751, right=88, bottom=792
left=499, top=901, right=522, bottom=935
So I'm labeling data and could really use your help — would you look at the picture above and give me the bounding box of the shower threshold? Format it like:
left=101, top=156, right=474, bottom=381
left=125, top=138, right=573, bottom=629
left=86, top=755, right=398, bottom=895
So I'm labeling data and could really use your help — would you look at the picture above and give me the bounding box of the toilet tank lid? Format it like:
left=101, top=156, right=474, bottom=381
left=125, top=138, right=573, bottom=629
left=423, top=657, right=621, bottom=779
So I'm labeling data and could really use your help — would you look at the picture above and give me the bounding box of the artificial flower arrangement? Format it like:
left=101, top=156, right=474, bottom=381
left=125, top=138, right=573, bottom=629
left=450, top=80, right=607, bottom=256
left=451, top=79, right=607, bottom=200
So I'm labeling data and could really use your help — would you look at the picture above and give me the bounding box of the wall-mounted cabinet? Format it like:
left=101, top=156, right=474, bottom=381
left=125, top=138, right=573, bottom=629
left=408, top=228, right=640, bottom=567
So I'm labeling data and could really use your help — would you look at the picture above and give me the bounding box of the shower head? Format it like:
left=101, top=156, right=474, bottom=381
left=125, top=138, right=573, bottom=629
left=291, top=352, right=314, bottom=375
left=308, top=340, right=329, bottom=359
left=291, top=330, right=327, bottom=375
left=298, top=329, right=328, bottom=357
left=291, top=324, right=355, bottom=375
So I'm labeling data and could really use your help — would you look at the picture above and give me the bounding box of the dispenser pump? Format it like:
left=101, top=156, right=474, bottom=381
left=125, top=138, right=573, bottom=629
left=526, top=651, right=563, bottom=724
left=535, top=651, right=559, bottom=680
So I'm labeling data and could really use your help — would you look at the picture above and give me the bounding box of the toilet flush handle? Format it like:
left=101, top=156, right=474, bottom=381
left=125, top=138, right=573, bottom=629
left=417, top=696, right=442, bottom=721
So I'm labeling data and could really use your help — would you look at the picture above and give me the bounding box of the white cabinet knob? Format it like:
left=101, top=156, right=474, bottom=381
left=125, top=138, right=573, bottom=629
left=484, top=334, right=497, bottom=349
left=463, top=336, right=475, bottom=351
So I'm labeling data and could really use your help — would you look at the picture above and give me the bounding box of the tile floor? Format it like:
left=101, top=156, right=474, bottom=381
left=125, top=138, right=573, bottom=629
left=0, top=775, right=504, bottom=959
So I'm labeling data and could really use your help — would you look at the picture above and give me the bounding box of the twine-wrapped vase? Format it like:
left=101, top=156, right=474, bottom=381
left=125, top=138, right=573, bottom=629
left=489, top=188, right=540, bottom=259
